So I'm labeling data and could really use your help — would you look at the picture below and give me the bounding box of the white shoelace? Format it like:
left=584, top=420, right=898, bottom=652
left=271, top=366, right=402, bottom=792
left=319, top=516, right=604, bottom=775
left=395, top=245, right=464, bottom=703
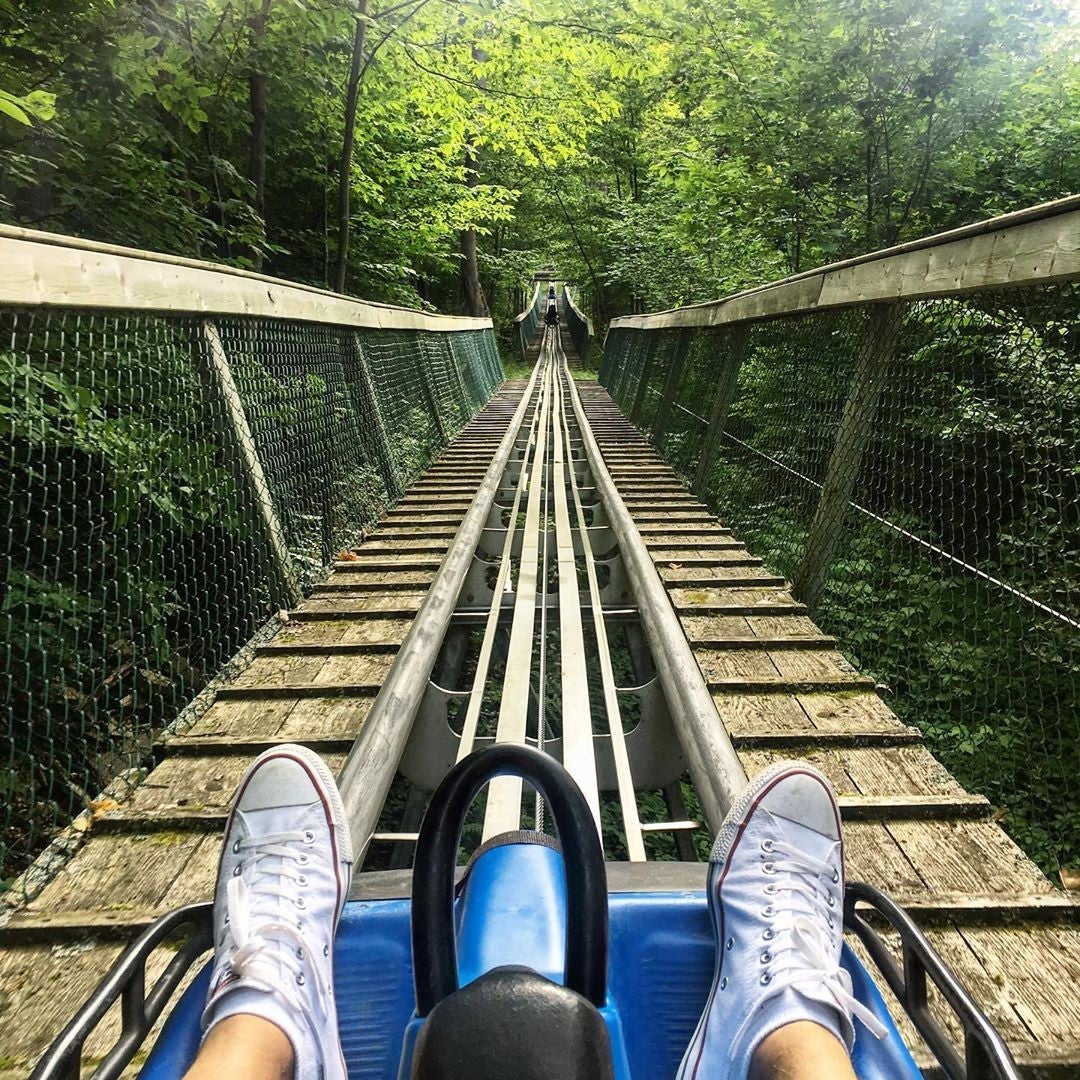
left=223, top=830, right=327, bottom=1019
left=732, top=838, right=888, bottom=1050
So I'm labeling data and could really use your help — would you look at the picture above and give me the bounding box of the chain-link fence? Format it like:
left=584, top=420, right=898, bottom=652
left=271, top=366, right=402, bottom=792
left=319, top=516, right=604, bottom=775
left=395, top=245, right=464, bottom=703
left=1, top=250, right=500, bottom=891
left=601, top=206, right=1080, bottom=877
left=562, top=286, right=593, bottom=363
left=515, top=283, right=543, bottom=356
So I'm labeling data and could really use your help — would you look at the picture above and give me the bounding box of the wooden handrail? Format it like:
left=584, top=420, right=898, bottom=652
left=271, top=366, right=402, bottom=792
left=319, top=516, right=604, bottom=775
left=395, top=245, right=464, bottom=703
left=0, top=224, right=492, bottom=332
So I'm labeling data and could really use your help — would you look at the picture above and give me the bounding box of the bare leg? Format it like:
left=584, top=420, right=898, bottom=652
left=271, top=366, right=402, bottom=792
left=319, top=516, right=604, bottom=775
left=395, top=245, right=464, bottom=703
left=184, top=1015, right=295, bottom=1080
left=749, top=1020, right=857, bottom=1080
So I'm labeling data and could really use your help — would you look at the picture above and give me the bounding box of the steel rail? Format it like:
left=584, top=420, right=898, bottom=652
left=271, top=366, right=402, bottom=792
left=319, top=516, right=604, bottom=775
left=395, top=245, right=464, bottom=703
left=550, top=336, right=603, bottom=830
left=456, top=380, right=544, bottom=760
left=554, top=341, right=646, bottom=860
left=337, top=363, right=541, bottom=853
left=535, top=366, right=554, bottom=834
left=562, top=358, right=748, bottom=833
left=483, top=353, right=555, bottom=838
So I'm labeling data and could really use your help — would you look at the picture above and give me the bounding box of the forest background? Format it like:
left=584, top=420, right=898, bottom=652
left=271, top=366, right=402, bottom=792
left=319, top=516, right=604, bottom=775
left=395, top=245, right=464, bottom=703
left=3, top=0, right=1078, bottom=329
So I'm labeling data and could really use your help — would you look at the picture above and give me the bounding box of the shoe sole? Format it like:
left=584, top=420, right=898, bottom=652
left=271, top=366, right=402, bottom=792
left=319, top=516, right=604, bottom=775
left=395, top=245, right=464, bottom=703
left=677, top=761, right=840, bottom=1080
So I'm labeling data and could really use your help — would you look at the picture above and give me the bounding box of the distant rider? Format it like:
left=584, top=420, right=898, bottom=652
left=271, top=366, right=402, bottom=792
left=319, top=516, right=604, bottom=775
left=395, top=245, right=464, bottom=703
left=544, top=284, right=559, bottom=328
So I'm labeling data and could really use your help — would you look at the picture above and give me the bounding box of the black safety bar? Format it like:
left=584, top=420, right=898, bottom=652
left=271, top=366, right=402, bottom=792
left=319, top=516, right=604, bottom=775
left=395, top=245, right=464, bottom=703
left=411, top=744, right=608, bottom=1016
left=844, top=882, right=1020, bottom=1080
left=31, top=902, right=213, bottom=1080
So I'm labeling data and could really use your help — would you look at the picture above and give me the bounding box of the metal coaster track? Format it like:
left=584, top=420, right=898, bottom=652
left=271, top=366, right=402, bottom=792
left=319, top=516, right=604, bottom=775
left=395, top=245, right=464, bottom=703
left=337, top=323, right=744, bottom=866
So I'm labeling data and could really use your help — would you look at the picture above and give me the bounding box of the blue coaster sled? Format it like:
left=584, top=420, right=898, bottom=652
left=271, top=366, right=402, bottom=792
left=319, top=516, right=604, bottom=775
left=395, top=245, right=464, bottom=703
left=34, top=746, right=1019, bottom=1080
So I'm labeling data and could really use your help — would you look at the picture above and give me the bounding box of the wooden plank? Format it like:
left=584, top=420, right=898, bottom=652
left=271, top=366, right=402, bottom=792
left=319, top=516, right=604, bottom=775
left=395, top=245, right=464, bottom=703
left=180, top=697, right=299, bottom=740
left=117, top=752, right=344, bottom=820
left=681, top=614, right=755, bottom=639
left=839, top=745, right=965, bottom=797
left=28, top=832, right=209, bottom=914
left=738, top=746, right=967, bottom=798
left=312, top=571, right=437, bottom=590
left=712, top=690, right=817, bottom=734
left=746, top=614, right=833, bottom=638
left=0, top=941, right=123, bottom=1065
left=695, top=648, right=781, bottom=681
left=231, top=651, right=394, bottom=690
left=332, top=557, right=444, bottom=570
left=733, top=730, right=923, bottom=749
left=707, top=677, right=875, bottom=693
left=276, top=695, right=372, bottom=739
left=886, top=819, right=1054, bottom=896
left=798, top=691, right=911, bottom=733
left=689, top=636, right=837, bottom=649
left=289, top=593, right=427, bottom=616
left=0, top=225, right=493, bottom=331
left=843, top=821, right=924, bottom=892
left=217, top=683, right=382, bottom=701
left=670, top=586, right=806, bottom=613
left=0, top=938, right=209, bottom=1073
left=649, top=548, right=757, bottom=562
left=658, top=566, right=785, bottom=586
left=273, top=617, right=413, bottom=647
left=853, top=892, right=1080, bottom=925
left=767, top=648, right=867, bottom=682
left=165, top=734, right=355, bottom=757
left=836, top=794, right=991, bottom=821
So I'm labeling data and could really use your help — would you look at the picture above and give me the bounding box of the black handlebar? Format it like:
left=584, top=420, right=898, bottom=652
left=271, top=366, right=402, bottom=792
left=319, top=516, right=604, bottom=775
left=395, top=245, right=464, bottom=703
left=410, top=744, right=608, bottom=1016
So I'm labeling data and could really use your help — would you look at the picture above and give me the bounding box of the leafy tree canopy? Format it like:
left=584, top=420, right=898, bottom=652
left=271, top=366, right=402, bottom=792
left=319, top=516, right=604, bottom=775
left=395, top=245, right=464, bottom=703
left=1, top=0, right=1077, bottom=322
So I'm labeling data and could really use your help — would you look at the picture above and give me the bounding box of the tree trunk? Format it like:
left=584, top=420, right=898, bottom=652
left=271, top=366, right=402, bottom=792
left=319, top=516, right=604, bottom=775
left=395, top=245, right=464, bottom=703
left=460, top=145, right=489, bottom=317
left=459, top=38, right=490, bottom=317
left=247, top=0, right=273, bottom=270
left=333, top=2, right=369, bottom=292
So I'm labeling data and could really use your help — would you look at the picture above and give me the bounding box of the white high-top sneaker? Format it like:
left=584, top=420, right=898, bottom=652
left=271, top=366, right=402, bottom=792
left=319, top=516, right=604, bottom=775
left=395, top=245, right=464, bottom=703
left=201, top=744, right=354, bottom=1080
left=677, top=761, right=886, bottom=1080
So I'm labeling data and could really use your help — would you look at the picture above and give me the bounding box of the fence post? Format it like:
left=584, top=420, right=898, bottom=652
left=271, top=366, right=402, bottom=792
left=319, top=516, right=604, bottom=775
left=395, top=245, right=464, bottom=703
left=200, top=320, right=300, bottom=607
left=792, top=302, right=902, bottom=611
left=415, top=339, right=448, bottom=443
left=443, top=334, right=470, bottom=418
left=692, top=325, right=751, bottom=492
left=630, top=333, right=658, bottom=424
left=349, top=335, right=400, bottom=499
left=651, top=329, right=691, bottom=446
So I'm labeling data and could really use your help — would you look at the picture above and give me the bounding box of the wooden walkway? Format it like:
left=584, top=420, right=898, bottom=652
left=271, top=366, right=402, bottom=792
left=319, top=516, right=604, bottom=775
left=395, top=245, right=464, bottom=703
left=2, top=370, right=1079, bottom=1077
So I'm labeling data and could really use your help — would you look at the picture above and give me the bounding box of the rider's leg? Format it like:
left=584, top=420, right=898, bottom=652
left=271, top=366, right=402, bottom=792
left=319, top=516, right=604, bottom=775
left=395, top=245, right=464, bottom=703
left=678, top=761, right=885, bottom=1080
left=748, top=1020, right=856, bottom=1080
left=182, top=744, right=354, bottom=1080
left=184, top=1015, right=293, bottom=1080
